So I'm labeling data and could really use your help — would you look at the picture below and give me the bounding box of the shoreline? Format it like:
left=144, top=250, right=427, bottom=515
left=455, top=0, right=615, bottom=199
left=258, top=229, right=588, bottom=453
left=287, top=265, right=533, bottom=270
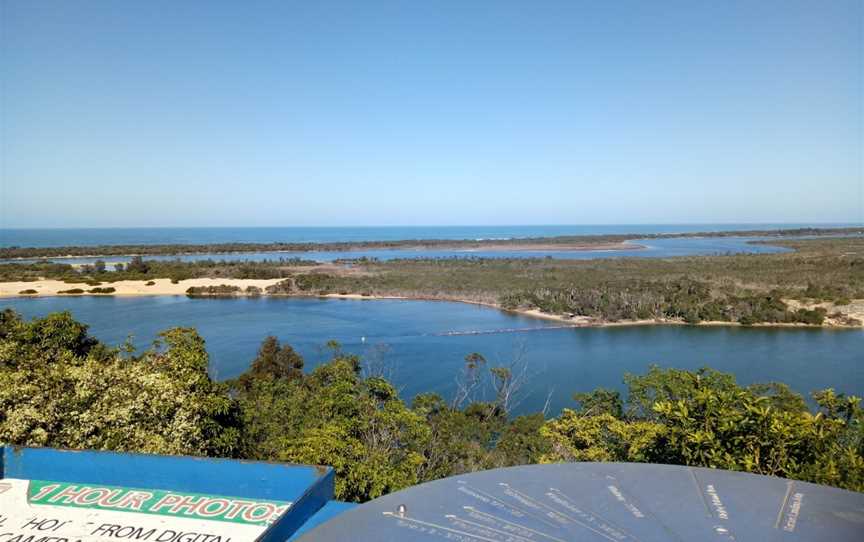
left=0, top=241, right=645, bottom=262
left=2, top=278, right=862, bottom=330
left=2, top=226, right=861, bottom=261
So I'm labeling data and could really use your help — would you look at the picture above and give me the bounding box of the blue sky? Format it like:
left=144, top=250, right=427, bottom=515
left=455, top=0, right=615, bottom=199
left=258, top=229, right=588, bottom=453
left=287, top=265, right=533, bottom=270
left=1, top=1, right=861, bottom=227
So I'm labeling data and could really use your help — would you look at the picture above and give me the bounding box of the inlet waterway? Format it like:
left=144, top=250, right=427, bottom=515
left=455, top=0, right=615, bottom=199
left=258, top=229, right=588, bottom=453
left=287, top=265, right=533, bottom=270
left=1, top=237, right=793, bottom=265
left=3, top=296, right=861, bottom=415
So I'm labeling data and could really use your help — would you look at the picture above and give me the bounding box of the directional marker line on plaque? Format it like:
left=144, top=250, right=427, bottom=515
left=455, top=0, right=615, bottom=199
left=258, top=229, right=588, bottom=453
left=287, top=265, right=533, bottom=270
left=462, top=506, right=569, bottom=542
left=689, top=469, right=737, bottom=541
left=546, top=487, right=641, bottom=542
left=445, top=514, right=535, bottom=542
left=689, top=467, right=715, bottom=518
left=603, top=474, right=686, bottom=542
left=773, top=481, right=795, bottom=530
left=498, top=483, right=624, bottom=542
left=382, top=511, right=504, bottom=542
left=459, top=481, right=561, bottom=529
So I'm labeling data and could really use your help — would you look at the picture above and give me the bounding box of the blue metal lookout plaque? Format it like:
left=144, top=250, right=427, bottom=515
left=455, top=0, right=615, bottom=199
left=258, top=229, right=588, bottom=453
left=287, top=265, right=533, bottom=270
left=297, top=463, right=864, bottom=541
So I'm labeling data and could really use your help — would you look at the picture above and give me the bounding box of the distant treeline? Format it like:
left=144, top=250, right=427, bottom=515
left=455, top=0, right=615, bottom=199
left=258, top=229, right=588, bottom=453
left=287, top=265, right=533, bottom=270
left=1, top=310, right=861, bottom=501
left=1, top=227, right=861, bottom=259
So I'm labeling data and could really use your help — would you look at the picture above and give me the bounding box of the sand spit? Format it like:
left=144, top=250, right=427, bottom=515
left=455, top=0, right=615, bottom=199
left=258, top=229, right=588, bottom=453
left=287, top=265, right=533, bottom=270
left=1, top=278, right=284, bottom=297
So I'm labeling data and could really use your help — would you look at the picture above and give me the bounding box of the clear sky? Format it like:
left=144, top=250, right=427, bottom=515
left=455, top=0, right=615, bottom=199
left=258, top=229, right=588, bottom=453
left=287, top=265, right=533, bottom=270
left=1, top=1, right=862, bottom=227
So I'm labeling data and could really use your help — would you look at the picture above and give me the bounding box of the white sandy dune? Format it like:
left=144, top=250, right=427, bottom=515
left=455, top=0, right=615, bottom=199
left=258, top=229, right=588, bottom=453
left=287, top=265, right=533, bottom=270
left=0, top=278, right=285, bottom=297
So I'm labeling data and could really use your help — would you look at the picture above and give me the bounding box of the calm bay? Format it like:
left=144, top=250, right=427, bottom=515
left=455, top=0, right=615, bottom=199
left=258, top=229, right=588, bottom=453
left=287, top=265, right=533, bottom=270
left=3, top=295, right=861, bottom=415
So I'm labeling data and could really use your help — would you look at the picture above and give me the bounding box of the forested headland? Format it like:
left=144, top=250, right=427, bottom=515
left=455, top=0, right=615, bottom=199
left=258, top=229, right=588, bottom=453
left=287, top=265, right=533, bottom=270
left=1, top=309, right=861, bottom=500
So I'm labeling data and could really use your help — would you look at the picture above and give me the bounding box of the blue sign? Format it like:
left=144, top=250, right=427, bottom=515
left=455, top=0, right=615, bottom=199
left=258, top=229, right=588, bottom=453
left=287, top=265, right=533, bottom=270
left=0, top=446, right=354, bottom=542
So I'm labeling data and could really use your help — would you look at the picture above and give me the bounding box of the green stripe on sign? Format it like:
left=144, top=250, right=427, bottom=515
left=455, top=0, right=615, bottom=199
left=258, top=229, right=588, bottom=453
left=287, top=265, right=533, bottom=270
left=27, top=480, right=292, bottom=526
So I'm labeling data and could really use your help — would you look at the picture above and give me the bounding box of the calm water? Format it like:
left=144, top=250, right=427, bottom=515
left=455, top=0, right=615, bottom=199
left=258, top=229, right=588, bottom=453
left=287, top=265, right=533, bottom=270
left=3, top=296, right=861, bottom=415
left=1, top=224, right=856, bottom=248
left=3, top=237, right=791, bottom=265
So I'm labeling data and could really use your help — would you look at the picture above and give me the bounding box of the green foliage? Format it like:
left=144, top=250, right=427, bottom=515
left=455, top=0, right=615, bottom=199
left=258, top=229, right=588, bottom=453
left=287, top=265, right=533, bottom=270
left=233, top=350, right=429, bottom=502
left=126, top=256, right=150, bottom=274
left=57, top=288, right=85, bottom=294
left=543, top=366, right=864, bottom=492
left=541, top=413, right=667, bottom=462
left=572, top=388, right=623, bottom=417
left=234, top=336, right=303, bottom=389
left=0, top=311, right=242, bottom=456
left=293, top=273, right=339, bottom=294
left=18, top=289, right=38, bottom=295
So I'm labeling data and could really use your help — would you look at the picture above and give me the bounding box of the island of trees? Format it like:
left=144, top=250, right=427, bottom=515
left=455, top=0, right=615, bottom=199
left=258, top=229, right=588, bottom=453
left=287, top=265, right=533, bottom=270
left=1, top=309, right=861, bottom=500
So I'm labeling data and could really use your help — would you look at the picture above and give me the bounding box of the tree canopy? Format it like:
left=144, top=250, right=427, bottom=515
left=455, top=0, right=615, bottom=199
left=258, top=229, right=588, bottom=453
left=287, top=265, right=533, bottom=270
left=0, top=310, right=241, bottom=456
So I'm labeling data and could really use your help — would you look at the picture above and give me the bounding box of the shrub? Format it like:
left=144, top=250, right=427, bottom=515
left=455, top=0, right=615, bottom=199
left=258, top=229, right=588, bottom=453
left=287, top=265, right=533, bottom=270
left=18, top=289, right=38, bottom=295
left=88, top=287, right=116, bottom=294
left=245, top=286, right=262, bottom=296
left=57, top=288, right=85, bottom=295
left=186, top=285, right=242, bottom=297
left=265, top=279, right=293, bottom=295
left=796, top=307, right=827, bottom=325
left=145, top=280, right=156, bottom=286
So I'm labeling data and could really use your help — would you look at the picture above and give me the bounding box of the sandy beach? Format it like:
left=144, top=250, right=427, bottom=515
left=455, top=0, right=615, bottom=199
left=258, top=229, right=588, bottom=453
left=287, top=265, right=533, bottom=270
left=0, top=278, right=285, bottom=297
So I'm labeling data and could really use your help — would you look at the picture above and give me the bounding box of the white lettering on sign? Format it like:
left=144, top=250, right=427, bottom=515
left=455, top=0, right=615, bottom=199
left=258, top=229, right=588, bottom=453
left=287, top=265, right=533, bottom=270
left=704, top=485, right=729, bottom=521
left=0, top=479, right=292, bottom=542
left=606, top=486, right=644, bottom=519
